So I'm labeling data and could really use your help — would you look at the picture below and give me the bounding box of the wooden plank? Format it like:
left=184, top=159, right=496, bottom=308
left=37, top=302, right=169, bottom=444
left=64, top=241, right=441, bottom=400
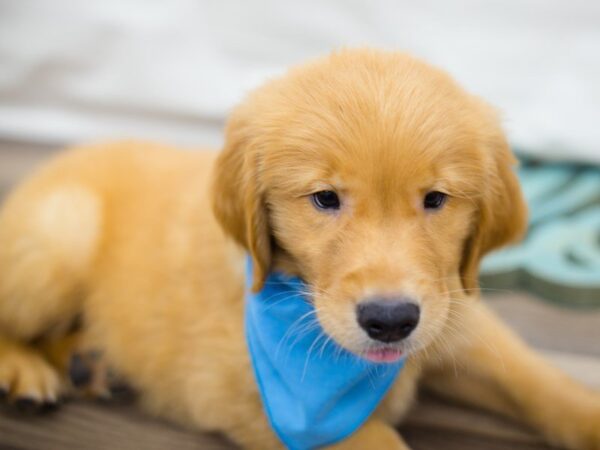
left=486, top=292, right=600, bottom=358
left=402, top=427, right=554, bottom=450
left=404, top=392, right=545, bottom=445
left=0, top=401, right=233, bottom=450
left=0, top=392, right=562, bottom=450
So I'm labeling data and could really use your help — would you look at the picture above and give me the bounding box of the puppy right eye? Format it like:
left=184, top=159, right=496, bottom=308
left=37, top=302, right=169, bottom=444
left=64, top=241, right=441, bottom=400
left=312, top=190, right=340, bottom=210
left=423, top=191, right=447, bottom=210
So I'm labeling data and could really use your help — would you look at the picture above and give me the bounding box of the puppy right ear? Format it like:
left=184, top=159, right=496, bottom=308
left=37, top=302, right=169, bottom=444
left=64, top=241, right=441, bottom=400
left=211, top=114, right=271, bottom=292
left=459, top=119, right=528, bottom=293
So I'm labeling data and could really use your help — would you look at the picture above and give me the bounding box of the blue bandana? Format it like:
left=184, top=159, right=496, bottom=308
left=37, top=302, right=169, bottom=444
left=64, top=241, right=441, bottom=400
left=245, top=260, right=405, bottom=450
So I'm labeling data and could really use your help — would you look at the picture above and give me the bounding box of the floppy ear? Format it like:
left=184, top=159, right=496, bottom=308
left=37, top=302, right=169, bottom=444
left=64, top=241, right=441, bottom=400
left=211, top=116, right=271, bottom=292
left=460, top=130, right=528, bottom=292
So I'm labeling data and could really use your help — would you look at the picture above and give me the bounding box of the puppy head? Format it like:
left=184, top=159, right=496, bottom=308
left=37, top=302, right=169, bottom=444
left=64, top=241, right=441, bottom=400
left=212, top=49, right=527, bottom=361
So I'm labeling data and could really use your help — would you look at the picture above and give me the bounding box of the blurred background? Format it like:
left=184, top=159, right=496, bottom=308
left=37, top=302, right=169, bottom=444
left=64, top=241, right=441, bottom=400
left=1, top=0, right=599, bottom=160
left=0, top=1, right=598, bottom=449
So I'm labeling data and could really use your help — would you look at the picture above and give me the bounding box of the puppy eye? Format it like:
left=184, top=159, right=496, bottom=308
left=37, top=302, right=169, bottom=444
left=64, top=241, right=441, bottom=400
left=312, top=190, right=340, bottom=210
left=423, top=191, right=447, bottom=210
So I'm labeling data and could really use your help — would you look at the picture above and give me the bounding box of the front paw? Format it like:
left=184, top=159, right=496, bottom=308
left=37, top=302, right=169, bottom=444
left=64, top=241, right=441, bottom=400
left=0, top=341, right=62, bottom=412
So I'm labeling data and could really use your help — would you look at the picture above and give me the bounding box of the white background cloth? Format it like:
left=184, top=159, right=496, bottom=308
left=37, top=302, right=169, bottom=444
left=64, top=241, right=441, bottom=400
left=1, top=0, right=599, bottom=163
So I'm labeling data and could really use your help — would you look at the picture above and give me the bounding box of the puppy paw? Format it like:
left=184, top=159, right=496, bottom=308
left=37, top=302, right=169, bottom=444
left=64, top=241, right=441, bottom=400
left=0, top=342, right=62, bottom=412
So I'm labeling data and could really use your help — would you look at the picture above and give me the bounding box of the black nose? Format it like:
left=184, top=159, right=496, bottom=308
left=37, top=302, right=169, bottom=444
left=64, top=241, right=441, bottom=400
left=357, top=300, right=420, bottom=343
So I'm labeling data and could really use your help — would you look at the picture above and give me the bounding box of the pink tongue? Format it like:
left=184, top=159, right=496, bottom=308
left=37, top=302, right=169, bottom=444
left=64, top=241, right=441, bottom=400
left=365, top=348, right=403, bottom=363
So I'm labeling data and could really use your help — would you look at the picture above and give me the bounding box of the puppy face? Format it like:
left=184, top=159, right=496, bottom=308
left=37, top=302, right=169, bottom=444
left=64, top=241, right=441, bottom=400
left=212, top=50, right=527, bottom=362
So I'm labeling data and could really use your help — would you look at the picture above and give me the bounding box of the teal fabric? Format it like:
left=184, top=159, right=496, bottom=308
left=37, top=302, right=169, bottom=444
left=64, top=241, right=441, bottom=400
left=245, top=259, right=404, bottom=450
left=482, top=161, right=600, bottom=307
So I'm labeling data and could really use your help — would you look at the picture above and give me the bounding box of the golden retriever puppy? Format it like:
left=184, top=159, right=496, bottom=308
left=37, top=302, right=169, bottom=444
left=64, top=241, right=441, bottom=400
left=0, top=49, right=599, bottom=449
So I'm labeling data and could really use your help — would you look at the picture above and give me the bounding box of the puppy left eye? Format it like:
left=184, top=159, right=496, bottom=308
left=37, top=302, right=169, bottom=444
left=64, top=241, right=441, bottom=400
left=312, top=190, right=341, bottom=210
left=423, top=191, right=447, bottom=210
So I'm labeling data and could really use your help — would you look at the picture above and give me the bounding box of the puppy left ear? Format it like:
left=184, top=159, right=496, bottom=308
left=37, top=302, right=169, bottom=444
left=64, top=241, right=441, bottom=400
left=211, top=111, right=271, bottom=292
left=460, top=124, right=528, bottom=293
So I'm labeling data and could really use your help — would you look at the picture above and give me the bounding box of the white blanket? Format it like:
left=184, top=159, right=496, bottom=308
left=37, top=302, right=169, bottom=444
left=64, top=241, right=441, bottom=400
left=0, top=0, right=599, bottom=163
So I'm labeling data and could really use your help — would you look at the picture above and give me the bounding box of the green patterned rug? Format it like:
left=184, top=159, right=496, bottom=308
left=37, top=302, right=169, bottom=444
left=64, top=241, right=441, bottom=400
left=481, top=160, right=600, bottom=308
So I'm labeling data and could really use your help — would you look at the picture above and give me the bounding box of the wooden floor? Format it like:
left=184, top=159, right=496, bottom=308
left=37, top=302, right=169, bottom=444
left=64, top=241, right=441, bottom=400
left=1, top=140, right=599, bottom=450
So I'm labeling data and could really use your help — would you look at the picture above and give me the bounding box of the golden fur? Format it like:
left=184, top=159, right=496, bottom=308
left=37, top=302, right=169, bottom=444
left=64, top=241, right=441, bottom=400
left=0, top=49, right=598, bottom=449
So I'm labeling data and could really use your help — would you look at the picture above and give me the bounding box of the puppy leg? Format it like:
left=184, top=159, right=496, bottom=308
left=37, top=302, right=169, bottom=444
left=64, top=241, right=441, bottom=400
left=325, top=419, right=410, bottom=450
left=424, top=302, right=600, bottom=450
